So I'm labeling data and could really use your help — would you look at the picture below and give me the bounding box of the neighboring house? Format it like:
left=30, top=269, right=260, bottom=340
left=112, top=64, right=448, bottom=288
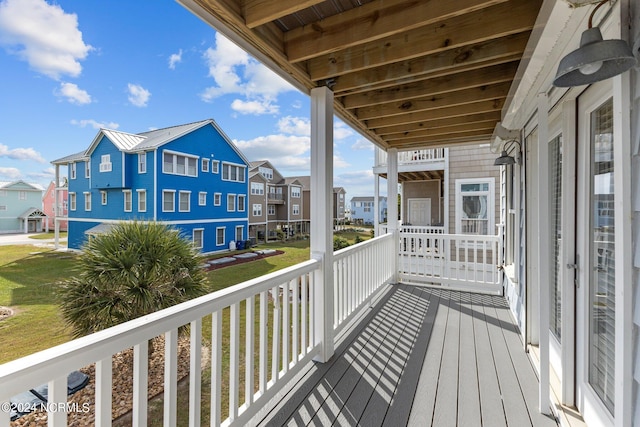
left=248, top=161, right=307, bottom=241
left=42, top=180, right=68, bottom=232
left=373, top=146, right=499, bottom=235
left=52, top=119, right=250, bottom=253
left=350, top=196, right=387, bottom=225
left=333, top=187, right=346, bottom=222
left=0, top=181, right=46, bottom=234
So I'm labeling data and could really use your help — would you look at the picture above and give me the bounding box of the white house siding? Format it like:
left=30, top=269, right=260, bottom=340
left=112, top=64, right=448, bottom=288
left=631, top=2, right=640, bottom=424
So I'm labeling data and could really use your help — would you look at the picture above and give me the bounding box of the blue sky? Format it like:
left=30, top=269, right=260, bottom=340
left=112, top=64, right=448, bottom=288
left=0, top=0, right=378, bottom=198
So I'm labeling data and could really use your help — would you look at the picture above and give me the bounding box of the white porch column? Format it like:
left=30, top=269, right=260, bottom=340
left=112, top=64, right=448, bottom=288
left=54, top=165, right=60, bottom=249
left=374, top=174, right=380, bottom=235
left=387, top=148, right=399, bottom=283
left=536, top=92, right=550, bottom=415
left=310, top=86, right=334, bottom=363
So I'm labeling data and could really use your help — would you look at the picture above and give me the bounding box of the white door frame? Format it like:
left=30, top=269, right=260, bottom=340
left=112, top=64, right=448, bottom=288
left=407, top=198, right=431, bottom=226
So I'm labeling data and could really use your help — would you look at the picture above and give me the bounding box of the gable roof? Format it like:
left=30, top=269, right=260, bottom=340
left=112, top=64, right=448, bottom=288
left=287, top=175, right=310, bottom=189
left=0, top=181, right=45, bottom=191
left=53, top=119, right=251, bottom=167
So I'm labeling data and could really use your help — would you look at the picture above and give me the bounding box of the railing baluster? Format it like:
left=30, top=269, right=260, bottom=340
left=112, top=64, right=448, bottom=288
left=164, top=329, right=178, bottom=427
left=133, top=341, right=148, bottom=427
left=282, top=280, right=290, bottom=374
left=211, top=311, right=222, bottom=427
left=95, top=357, right=112, bottom=427
left=189, top=318, right=202, bottom=427
left=272, top=286, right=280, bottom=382
left=229, top=303, right=240, bottom=421
left=259, top=291, right=268, bottom=394
left=49, top=375, right=68, bottom=426
left=292, top=277, right=299, bottom=363
left=301, top=274, right=308, bottom=355
left=245, top=296, right=255, bottom=407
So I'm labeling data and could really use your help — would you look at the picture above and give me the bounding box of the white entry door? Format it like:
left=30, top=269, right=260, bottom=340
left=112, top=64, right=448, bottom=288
left=408, top=198, right=431, bottom=226
left=575, top=80, right=615, bottom=427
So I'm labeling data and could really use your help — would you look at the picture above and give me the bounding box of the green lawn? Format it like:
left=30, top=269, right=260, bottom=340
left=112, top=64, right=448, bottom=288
left=28, top=231, right=68, bottom=240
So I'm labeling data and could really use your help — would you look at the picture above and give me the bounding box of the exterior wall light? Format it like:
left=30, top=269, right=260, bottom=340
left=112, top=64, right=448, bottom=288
left=553, top=0, right=636, bottom=87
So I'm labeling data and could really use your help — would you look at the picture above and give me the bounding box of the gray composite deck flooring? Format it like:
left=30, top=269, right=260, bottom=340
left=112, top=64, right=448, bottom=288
left=258, top=284, right=558, bottom=427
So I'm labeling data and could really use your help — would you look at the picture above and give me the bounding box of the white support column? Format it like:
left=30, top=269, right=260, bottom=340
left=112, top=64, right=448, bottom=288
left=310, top=86, right=334, bottom=363
left=536, top=92, right=550, bottom=415
left=374, top=174, right=380, bottom=236
left=387, top=148, right=399, bottom=283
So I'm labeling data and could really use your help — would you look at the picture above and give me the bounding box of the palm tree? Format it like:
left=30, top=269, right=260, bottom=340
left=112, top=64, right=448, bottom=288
left=59, top=221, right=208, bottom=337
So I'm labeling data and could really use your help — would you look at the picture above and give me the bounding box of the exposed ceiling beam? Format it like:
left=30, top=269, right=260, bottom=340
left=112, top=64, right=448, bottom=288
left=381, top=121, right=498, bottom=141
left=306, top=0, right=540, bottom=80
left=342, top=62, right=518, bottom=109
left=284, top=0, right=507, bottom=62
left=376, top=112, right=502, bottom=136
left=244, top=0, right=325, bottom=28
left=354, top=82, right=511, bottom=120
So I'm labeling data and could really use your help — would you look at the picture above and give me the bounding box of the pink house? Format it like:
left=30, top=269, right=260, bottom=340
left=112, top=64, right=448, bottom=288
left=42, top=181, right=67, bottom=232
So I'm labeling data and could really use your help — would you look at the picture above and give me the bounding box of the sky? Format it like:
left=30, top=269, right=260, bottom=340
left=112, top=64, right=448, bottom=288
left=0, top=0, right=380, bottom=199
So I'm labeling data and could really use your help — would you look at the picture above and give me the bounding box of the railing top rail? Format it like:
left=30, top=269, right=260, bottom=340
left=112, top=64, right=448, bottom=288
left=333, top=233, right=393, bottom=261
left=0, top=258, right=320, bottom=399
left=399, top=232, right=500, bottom=243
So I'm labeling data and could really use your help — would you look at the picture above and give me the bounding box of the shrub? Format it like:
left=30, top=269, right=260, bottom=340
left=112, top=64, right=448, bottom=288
left=333, top=236, right=350, bottom=251
left=58, top=221, right=208, bottom=338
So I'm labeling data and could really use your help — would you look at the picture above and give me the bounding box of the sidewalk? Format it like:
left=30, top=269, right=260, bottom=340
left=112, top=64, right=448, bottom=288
left=0, top=233, right=68, bottom=247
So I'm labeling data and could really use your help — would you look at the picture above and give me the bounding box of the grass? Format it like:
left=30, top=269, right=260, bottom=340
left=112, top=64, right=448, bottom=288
left=27, top=231, right=68, bottom=240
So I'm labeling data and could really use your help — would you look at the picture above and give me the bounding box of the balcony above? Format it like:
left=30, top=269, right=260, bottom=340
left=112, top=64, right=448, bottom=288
left=374, top=148, right=446, bottom=182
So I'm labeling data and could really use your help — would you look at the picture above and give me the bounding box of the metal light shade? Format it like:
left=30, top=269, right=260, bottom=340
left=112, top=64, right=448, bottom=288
left=494, top=150, right=516, bottom=166
left=553, top=27, right=636, bottom=87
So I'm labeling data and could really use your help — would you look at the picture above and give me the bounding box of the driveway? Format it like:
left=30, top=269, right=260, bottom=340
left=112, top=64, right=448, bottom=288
left=0, top=233, right=68, bottom=247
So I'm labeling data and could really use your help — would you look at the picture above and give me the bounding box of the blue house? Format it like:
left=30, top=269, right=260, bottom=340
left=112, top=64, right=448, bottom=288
left=350, top=196, right=387, bottom=225
left=52, top=119, right=249, bottom=253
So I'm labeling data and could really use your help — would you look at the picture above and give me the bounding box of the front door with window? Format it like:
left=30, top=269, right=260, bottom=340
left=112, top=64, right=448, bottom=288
left=576, top=81, right=615, bottom=427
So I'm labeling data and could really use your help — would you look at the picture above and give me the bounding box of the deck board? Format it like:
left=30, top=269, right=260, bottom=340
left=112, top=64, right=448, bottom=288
left=257, top=285, right=557, bottom=427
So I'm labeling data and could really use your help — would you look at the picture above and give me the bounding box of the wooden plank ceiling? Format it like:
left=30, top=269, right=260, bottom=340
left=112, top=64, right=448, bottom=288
left=183, top=0, right=543, bottom=151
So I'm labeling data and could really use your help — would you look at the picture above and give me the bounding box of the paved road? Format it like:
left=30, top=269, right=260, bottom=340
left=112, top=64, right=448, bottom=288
left=0, top=233, right=68, bottom=247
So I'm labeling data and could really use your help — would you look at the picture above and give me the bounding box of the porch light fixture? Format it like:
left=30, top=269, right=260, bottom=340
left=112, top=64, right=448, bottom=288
left=553, top=0, right=637, bottom=87
left=494, top=139, right=521, bottom=166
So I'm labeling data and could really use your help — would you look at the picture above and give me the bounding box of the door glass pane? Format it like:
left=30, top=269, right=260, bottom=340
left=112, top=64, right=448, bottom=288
left=588, top=98, right=614, bottom=414
left=550, top=135, right=562, bottom=340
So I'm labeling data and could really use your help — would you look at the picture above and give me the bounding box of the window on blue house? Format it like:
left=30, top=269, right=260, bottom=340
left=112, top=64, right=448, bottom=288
left=163, top=151, right=198, bottom=177
left=163, top=190, right=175, bottom=212
left=138, top=153, right=146, bottom=173
left=101, top=191, right=107, bottom=205
left=84, top=192, right=91, bottom=211
left=137, top=190, right=146, bottom=212
left=199, top=192, right=206, bottom=206
left=212, top=161, right=219, bottom=174
left=85, top=161, right=90, bottom=178
left=238, top=195, right=246, bottom=212
left=202, top=159, right=209, bottom=173
left=123, top=190, right=132, bottom=212
left=227, top=194, right=236, bottom=211
left=179, top=191, right=191, bottom=212
left=193, top=229, right=203, bottom=249
left=235, top=226, right=243, bottom=243
left=222, top=163, right=246, bottom=183
left=70, top=163, right=76, bottom=179
left=69, top=192, right=76, bottom=211
left=100, top=155, right=112, bottom=172
left=216, top=227, right=225, bottom=246
left=214, top=193, right=221, bottom=206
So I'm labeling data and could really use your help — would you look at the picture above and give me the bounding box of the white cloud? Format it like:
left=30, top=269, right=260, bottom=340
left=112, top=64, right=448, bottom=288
left=168, top=49, right=182, bottom=69
left=0, top=0, right=92, bottom=79
left=27, top=167, right=55, bottom=179
left=335, top=170, right=376, bottom=198
left=278, top=116, right=309, bottom=136
left=70, top=119, right=119, bottom=130
left=333, top=153, right=349, bottom=169
left=231, top=98, right=278, bottom=115
left=234, top=134, right=310, bottom=171
left=0, top=166, right=22, bottom=179
left=0, top=143, right=46, bottom=163
left=56, top=82, right=91, bottom=105
left=351, top=138, right=374, bottom=151
left=334, top=121, right=354, bottom=141
left=200, top=33, right=294, bottom=114
left=127, top=83, right=151, bottom=107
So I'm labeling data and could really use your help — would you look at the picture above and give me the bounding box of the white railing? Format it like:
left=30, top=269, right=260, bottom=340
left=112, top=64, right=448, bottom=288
left=379, top=224, right=445, bottom=235
left=398, top=231, right=502, bottom=294
left=332, top=233, right=395, bottom=335
left=0, top=259, right=322, bottom=427
left=375, top=148, right=446, bottom=167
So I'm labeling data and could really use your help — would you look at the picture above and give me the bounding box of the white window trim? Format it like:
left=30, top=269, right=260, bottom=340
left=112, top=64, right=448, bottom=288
left=162, top=149, right=199, bottom=177
left=101, top=191, right=107, bottom=205
left=455, top=178, right=495, bottom=236
left=293, top=204, right=300, bottom=215
left=84, top=192, right=91, bottom=211
left=251, top=182, right=265, bottom=195
left=199, top=191, right=207, bottom=206
left=214, top=192, right=222, bottom=206
left=179, top=191, right=191, bottom=212
left=227, top=194, right=236, bottom=212
left=100, top=155, right=112, bottom=172
left=138, top=153, right=147, bottom=174
left=162, top=190, right=176, bottom=212
left=202, top=158, right=210, bottom=173
left=253, top=203, right=262, bottom=216
left=235, top=225, right=244, bottom=242
left=85, top=161, right=91, bottom=178
left=216, top=227, right=225, bottom=246
left=291, top=187, right=301, bottom=198
left=193, top=228, right=204, bottom=249
left=238, top=194, right=246, bottom=212
left=123, top=190, right=132, bottom=212
left=137, top=189, right=147, bottom=212
left=70, top=163, right=76, bottom=180
left=268, top=205, right=275, bottom=215
left=211, top=161, right=219, bottom=174
left=69, top=192, right=76, bottom=211
left=221, top=162, right=246, bottom=183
